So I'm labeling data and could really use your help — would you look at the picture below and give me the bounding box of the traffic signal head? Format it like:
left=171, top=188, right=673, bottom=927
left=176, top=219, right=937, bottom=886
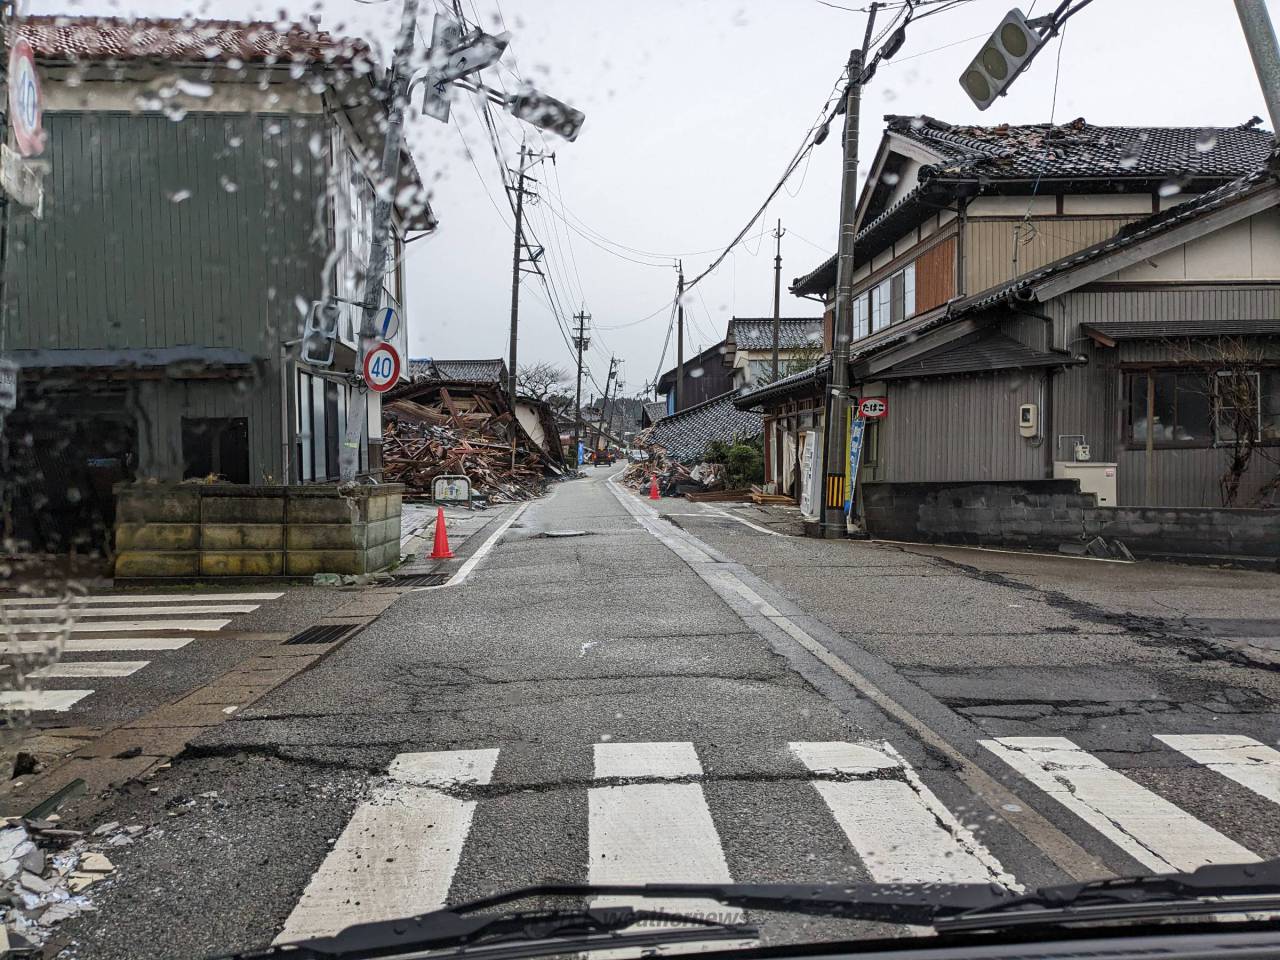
left=959, top=8, right=1045, bottom=110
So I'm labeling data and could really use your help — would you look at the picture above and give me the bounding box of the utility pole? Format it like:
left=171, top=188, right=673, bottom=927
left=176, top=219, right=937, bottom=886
left=571, top=310, right=590, bottom=469
left=819, top=4, right=878, bottom=538
left=339, top=0, right=419, bottom=482
left=674, top=261, right=685, bottom=412
left=1236, top=0, right=1280, bottom=134
left=507, top=142, right=531, bottom=409
left=771, top=219, right=784, bottom=382
left=595, top=356, right=618, bottom=451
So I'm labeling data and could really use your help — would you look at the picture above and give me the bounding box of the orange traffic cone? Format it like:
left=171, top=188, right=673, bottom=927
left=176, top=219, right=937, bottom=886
left=431, top=506, right=455, bottom=559
left=649, top=476, right=660, bottom=500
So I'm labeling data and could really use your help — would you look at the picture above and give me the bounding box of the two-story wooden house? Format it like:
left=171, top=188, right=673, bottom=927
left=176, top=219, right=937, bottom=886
left=738, top=115, right=1278, bottom=516
left=2, top=16, right=434, bottom=554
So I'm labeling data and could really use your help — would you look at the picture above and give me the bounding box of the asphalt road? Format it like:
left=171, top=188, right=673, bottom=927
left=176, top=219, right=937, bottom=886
left=53, top=467, right=1280, bottom=959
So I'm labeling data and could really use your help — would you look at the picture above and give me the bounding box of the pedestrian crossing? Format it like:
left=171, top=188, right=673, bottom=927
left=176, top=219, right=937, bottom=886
left=0, top=590, right=282, bottom=712
left=274, top=732, right=1280, bottom=944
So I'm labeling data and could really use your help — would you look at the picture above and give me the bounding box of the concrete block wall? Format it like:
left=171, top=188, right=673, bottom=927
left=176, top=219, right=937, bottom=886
left=863, top=480, right=1280, bottom=563
left=114, top=484, right=403, bottom=579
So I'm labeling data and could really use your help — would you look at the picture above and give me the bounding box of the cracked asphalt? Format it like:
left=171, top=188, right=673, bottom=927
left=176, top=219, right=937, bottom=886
left=52, top=466, right=1280, bottom=959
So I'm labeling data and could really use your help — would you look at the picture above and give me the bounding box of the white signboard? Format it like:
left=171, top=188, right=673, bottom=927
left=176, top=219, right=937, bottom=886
left=376, top=306, right=400, bottom=341
left=799, top=431, right=816, bottom=518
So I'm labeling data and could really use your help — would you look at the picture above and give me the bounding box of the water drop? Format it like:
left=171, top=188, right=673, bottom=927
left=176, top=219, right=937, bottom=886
left=167, top=189, right=192, bottom=203
left=176, top=78, right=213, bottom=98
left=1158, top=179, right=1182, bottom=198
left=219, top=175, right=238, bottom=193
left=1195, top=129, right=1218, bottom=153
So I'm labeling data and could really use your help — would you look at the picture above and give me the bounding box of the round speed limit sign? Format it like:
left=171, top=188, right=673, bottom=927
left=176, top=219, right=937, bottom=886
left=362, top=342, right=401, bottom=393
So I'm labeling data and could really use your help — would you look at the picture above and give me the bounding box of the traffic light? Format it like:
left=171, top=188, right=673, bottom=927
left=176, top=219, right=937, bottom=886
left=959, top=8, right=1046, bottom=110
left=301, top=298, right=341, bottom=367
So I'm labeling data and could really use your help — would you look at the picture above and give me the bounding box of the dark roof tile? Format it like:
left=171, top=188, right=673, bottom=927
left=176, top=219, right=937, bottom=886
left=730, top=317, right=823, bottom=351
left=879, top=332, right=1081, bottom=380
left=408, top=358, right=508, bottom=384
left=646, top=391, right=762, bottom=462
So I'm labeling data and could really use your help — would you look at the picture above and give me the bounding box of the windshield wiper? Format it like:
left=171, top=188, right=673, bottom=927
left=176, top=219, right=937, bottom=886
left=232, top=881, right=1007, bottom=959
left=937, top=859, right=1280, bottom=932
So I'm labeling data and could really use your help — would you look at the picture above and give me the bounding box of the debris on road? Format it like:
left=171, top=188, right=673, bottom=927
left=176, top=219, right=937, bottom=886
left=382, top=379, right=564, bottom=504
left=0, top=817, right=156, bottom=949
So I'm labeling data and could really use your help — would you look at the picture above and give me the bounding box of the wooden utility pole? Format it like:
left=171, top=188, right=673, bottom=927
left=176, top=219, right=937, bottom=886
left=771, top=219, right=784, bottom=381
left=674, top=261, right=685, bottom=412
left=819, top=4, right=878, bottom=538
left=571, top=311, right=590, bottom=468
left=594, top=356, right=618, bottom=450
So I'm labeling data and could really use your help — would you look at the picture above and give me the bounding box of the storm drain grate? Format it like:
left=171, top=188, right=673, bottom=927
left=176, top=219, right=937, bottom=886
left=393, top=572, right=451, bottom=587
left=283, top=624, right=358, bottom=646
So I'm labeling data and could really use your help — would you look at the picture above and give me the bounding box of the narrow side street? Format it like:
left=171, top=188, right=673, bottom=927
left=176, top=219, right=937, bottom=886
left=45, top=467, right=1280, bottom=959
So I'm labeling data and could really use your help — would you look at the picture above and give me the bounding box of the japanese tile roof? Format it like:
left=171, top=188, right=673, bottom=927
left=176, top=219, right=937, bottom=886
left=729, top=317, right=823, bottom=352
left=1083, top=319, right=1280, bottom=342
left=791, top=116, right=1275, bottom=297
left=20, top=16, right=372, bottom=66
left=887, top=115, right=1274, bottom=182
left=642, top=401, right=669, bottom=425
left=646, top=391, right=763, bottom=463
left=732, top=356, right=831, bottom=410
left=407, top=358, right=509, bottom=384
left=879, top=332, right=1082, bottom=381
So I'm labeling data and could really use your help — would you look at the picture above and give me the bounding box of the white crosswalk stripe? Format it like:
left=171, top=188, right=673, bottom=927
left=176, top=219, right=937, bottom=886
left=791, top=741, right=1019, bottom=889
left=981, top=736, right=1259, bottom=872
left=0, top=590, right=272, bottom=713
left=590, top=741, right=742, bottom=925
left=276, top=748, right=500, bottom=944
left=0, top=591, right=283, bottom=607
left=1156, top=734, right=1280, bottom=806
left=277, top=737, right=1280, bottom=943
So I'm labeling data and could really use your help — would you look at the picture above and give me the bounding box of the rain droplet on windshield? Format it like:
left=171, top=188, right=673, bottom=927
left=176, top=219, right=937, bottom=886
left=1158, top=178, right=1183, bottom=198
left=1195, top=129, right=1218, bottom=153
left=219, top=175, right=239, bottom=193
left=167, top=189, right=192, bottom=203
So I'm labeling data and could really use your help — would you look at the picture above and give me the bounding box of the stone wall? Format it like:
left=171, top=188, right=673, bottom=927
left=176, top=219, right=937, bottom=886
left=862, top=480, right=1280, bottom=564
left=114, top=483, right=403, bottom=579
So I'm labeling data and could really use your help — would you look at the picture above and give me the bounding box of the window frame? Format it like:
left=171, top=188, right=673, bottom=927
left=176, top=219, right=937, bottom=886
left=1123, top=365, right=1280, bottom=450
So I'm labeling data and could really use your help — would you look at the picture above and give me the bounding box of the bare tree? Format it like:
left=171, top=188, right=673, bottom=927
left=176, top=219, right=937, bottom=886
left=1167, top=336, right=1279, bottom=507
left=517, top=362, right=569, bottom=402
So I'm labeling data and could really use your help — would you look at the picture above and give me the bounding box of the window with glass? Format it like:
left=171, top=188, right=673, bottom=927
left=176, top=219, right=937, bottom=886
left=1126, top=369, right=1214, bottom=446
left=1215, top=369, right=1280, bottom=444
left=855, top=262, right=916, bottom=339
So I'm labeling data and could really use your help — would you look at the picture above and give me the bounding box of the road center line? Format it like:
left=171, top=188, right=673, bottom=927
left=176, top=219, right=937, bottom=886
left=604, top=475, right=1113, bottom=883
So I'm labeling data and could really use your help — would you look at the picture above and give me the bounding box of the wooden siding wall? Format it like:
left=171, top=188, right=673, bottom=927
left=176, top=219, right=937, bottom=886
left=6, top=111, right=329, bottom=481
left=964, top=216, right=1141, bottom=295
left=879, top=371, right=1045, bottom=482
left=914, top=235, right=956, bottom=313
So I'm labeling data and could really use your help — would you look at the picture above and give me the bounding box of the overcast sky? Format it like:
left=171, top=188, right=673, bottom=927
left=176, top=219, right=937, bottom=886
left=29, top=0, right=1280, bottom=400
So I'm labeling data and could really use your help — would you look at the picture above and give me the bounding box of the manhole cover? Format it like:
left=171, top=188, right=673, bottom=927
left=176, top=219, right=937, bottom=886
left=544, top=530, right=589, bottom=538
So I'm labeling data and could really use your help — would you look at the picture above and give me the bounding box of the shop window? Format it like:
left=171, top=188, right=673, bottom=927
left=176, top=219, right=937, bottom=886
left=181, top=417, right=249, bottom=483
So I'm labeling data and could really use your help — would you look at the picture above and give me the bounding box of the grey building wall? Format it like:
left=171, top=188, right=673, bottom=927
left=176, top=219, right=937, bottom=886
left=6, top=110, right=328, bottom=481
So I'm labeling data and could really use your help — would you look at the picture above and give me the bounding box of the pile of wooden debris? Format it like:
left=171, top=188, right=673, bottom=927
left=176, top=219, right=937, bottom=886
left=382, top=380, right=563, bottom=504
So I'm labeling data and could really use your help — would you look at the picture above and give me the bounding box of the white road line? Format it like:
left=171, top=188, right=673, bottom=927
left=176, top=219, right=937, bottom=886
left=982, top=736, right=1259, bottom=872
left=590, top=742, right=742, bottom=926
left=276, top=748, right=500, bottom=944
left=5, top=604, right=259, bottom=620
left=595, top=741, right=702, bottom=779
left=416, top=503, right=530, bottom=591
left=30, top=661, right=149, bottom=678
left=700, top=505, right=784, bottom=537
left=0, top=592, right=282, bottom=607
left=5, top=637, right=194, bottom=653
left=1156, top=734, right=1280, bottom=806
left=791, top=741, right=1019, bottom=889
left=0, top=690, right=93, bottom=712
left=1, top=619, right=230, bottom=635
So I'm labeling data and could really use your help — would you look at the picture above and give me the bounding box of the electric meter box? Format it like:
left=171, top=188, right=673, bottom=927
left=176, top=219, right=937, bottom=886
left=1053, top=461, right=1118, bottom=507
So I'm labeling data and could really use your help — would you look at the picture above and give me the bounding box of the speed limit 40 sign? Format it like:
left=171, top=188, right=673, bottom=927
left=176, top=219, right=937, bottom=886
left=362, top=342, right=401, bottom=393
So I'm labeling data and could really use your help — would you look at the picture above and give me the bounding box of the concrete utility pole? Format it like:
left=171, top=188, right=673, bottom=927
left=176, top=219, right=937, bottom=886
left=819, top=4, right=878, bottom=538
left=771, top=219, right=784, bottom=381
left=674, top=261, right=685, bottom=412
left=1235, top=0, right=1280, bottom=134
left=571, top=310, right=589, bottom=468
left=507, top=141, right=530, bottom=408
left=340, top=0, right=419, bottom=482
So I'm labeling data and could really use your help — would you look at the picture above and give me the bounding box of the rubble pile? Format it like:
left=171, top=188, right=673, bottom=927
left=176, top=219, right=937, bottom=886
left=0, top=817, right=147, bottom=951
left=383, top=393, right=551, bottom=504
left=619, top=458, right=729, bottom=498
